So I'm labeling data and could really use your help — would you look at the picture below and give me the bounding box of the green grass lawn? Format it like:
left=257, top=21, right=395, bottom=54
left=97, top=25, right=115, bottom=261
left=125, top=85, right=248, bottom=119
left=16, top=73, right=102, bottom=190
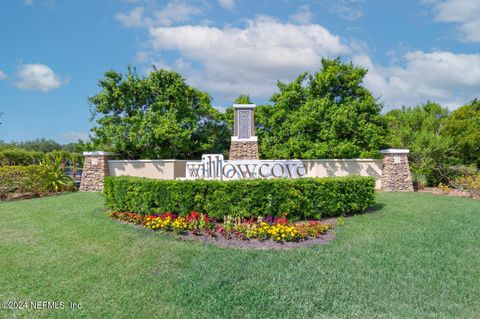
left=0, top=192, right=479, bottom=319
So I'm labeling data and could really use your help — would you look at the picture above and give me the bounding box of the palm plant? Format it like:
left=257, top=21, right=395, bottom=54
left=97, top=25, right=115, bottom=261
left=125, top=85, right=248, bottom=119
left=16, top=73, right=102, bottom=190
left=38, top=156, right=75, bottom=192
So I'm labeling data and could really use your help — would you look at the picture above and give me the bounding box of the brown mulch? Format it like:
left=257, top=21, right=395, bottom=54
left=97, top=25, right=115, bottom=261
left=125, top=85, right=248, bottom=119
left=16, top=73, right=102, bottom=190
left=0, top=193, right=37, bottom=201
left=121, top=218, right=337, bottom=250
left=0, top=191, right=72, bottom=201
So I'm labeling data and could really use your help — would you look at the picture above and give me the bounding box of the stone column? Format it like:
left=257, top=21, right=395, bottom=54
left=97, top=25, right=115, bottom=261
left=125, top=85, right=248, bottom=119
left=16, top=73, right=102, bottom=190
left=229, top=104, right=260, bottom=160
left=380, top=149, right=414, bottom=192
left=79, top=151, right=115, bottom=192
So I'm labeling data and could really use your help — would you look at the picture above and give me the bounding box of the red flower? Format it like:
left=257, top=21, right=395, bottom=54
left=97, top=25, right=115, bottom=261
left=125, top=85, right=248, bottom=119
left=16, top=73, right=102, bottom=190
left=161, top=212, right=174, bottom=220
left=202, top=214, right=209, bottom=223
left=276, top=213, right=288, bottom=225
left=191, top=211, right=200, bottom=220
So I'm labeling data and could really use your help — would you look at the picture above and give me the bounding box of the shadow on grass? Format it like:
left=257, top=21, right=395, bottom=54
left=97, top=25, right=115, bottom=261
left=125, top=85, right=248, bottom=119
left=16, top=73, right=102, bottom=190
left=366, top=202, right=386, bottom=213
left=340, top=202, right=386, bottom=218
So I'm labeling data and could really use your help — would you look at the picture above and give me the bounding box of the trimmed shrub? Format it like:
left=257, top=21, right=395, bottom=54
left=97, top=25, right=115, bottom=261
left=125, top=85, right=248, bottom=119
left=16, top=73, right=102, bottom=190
left=104, top=176, right=375, bottom=220
left=0, top=166, right=44, bottom=198
left=0, top=149, right=42, bottom=166
left=0, top=149, right=82, bottom=168
left=0, top=165, right=75, bottom=199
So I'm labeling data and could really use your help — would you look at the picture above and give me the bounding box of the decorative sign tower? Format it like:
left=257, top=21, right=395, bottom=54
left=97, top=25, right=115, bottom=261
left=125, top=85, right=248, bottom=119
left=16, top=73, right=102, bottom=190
left=229, top=104, right=259, bottom=160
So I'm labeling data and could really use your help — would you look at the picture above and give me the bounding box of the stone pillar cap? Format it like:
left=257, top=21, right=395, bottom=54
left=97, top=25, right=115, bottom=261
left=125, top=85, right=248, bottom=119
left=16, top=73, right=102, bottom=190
left=380, top=149, right=410, bottom=154
left=233, top=104, right=256, bottom=108
left=83, top=151, right=115, bottom=156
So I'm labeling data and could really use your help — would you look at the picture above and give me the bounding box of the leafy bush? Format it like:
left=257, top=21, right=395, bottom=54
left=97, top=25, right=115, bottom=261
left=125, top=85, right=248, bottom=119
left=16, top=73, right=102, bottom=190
left=38, top=157, right=76, bottom=193
left=452, top=174, right=480, bottom=198
left=385, top=100, right=480, bottom=186
left=0, top=149, right=42, bottom=166
left=104, top=176, right=375, bottom=220
left=0, top=149, right=82, bottom=169
left=0, top=165, right=75, bottom=199
left=0, top=166, right=44, bottom=198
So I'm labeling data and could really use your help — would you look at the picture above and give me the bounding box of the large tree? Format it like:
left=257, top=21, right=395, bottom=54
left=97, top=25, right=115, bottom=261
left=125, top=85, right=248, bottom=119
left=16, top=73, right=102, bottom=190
left=385, top=102, right=454, bottom=185
left=89, top=67, right=230, bottom=159
left=255, top=58, right=387, bottom=159
left=442, top=99, right=480, bottom=167
left=385, top=99, right=480, bottom=186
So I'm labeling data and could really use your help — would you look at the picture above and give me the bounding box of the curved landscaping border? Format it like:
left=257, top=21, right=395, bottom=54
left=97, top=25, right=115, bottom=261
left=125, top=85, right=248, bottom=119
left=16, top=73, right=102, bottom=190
left=116, top=218, right=337, bottom=250
left=179, top=226, right=336, bottom=250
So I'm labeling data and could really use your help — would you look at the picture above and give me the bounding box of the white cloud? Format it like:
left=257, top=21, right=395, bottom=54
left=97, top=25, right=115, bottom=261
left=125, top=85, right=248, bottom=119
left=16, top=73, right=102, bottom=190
left=148, top=15, right=351, bottom=100
left=353, top=51, right=480, bottom=110
left=329, top=0, right=363, bottom=21
left=218, top=0, right=235, bottom=10
left=59, top=131, right=89, bottom=143
left=426, top=0, right=480, bottom=42
left=115, top=7, right=145, bottom=28
left=118, top=3, right=478, bottom=110
left=289, top=5, right=313, bottom=24
left=15, top=63, right=64, bottom=92
left=134, top=51, right=151, bottom=63
left=23, top=0, right=57, bottom=7
left=153, top=1, right=202, bottom=26
left=116, top=1, right=202, bottom=28
left=0, top=70, right=7, bottom=80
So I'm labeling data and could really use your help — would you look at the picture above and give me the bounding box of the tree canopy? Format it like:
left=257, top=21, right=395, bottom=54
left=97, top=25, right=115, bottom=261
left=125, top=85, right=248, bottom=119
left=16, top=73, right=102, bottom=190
left=442, top=99, right=480, bottom=167
left=255, top=58, right=387, bottom=159
left=234, top=94, right=253, bottom=104
left=385, top=102, right=454, bottom=184
left=384, top=99, right=480, bottom=186
left=88, top=67, right=230, bottom=159
left=0, top=138, right=82, bottom=153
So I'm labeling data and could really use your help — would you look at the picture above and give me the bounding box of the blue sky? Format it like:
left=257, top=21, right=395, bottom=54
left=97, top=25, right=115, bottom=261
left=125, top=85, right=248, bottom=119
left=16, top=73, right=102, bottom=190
left=0, top=0, right=479, bottom=143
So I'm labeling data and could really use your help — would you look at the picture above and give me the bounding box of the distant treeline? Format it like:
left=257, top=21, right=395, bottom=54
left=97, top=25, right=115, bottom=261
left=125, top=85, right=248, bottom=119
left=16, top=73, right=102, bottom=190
left=0, top=138, right=83, bottom=153
left=0, top=139, right=84, bottom=176
left=0, top=149, right=81, bottom=166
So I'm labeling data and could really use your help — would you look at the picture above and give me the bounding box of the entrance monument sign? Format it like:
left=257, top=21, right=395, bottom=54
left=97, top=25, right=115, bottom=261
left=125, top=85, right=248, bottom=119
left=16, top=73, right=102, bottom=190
left=185, top=103, right=307, bottom=180
left=79, top=104, right=413, bottom=191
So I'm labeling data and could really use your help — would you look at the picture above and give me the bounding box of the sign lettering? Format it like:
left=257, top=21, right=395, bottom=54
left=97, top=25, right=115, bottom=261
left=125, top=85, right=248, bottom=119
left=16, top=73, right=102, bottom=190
left=186, top=154, right=306, bottom=180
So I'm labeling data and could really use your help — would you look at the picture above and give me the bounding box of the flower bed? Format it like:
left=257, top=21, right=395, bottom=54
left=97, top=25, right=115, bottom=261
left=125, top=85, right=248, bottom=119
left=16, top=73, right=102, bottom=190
left=109, top=211, right=332, bottom=243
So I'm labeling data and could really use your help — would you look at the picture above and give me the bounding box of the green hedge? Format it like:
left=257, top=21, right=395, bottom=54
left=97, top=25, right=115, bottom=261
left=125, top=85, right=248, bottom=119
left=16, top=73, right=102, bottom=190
left=0, top=166, right=44, bottom=198
left=104, top=176, right=375, bottom=220
left=0, top=165, right=75, bottom=199
left=0, top=149, right=82, bottom=167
